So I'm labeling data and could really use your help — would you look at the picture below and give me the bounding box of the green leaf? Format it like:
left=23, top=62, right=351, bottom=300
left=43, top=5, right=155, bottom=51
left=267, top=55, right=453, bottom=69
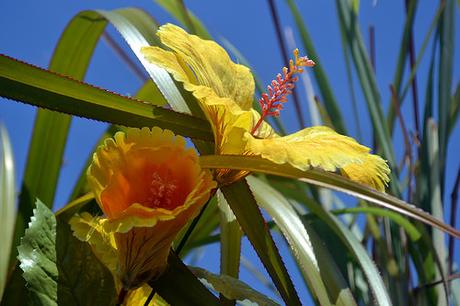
left=0, top=54, right=213, bottom=141
left=0, top=124, right=16, bottom=300
left=96, top=8, right=214, bottom=154
left=17, top=199, right=117, bottom=306
left=217, top=191, right=242, bottom=305
left=437, top=0, right=455, bottom=195
left=386, top=0, right=419, bottom=134
left=414, top=44, right=446, bottom=304
left=172, top=196, right=220, bottom=255
left=67, top=126, right=120, bottom=201
left=285, top=0, right=347, bottom=135
left=155, top=0, right=211, bottom=39
left=68, top=79, right=167, bottom=201
left=221, top=180, right=301, bottom=306
left=301, top=200, right=392, bottom=305
left=189, top=267, right=278, bottom=306
left=247, top=176, right=356, bottom=305
left=426, top=119, right=449, bottom=304
left=54, top=204, right=117, bottom=306
left=397, top=3, right=444, bottom=106
left=149, top=252, right=220, bottom=305
left=448, top=82, right=460, bottom=136
left=135, top=80, right=167, bottom=106
left=332, top=207, right=421, bottom=241
left=17, top=200, right=58, bottom=306
left=95, top=9, right=191, bottom=113
left=200, top=155, right=460, bottom=238
left=10, top=10, right=108, bottom=271
left=264, top=178, right=391, bottom=305
left=335, top=0, right=397, bottom=175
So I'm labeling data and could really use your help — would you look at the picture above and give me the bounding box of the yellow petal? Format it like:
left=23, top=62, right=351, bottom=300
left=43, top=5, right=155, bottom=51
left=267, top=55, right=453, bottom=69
left=340, top=154, right=390, bottom=192
left=141, top=23, right=255, bottom=111
left=125, top=284, right=168, bottom=306
left=114, top=170, right=217, bottom=288
left=84, top=127, right=217, bottom=288
left=249, top=109, right=278, bottom=139
left=244, top=126, right=390, bottom=191
left=69, top=213, right=118, bottom=275
left=88, top=127, right=216, bottom=232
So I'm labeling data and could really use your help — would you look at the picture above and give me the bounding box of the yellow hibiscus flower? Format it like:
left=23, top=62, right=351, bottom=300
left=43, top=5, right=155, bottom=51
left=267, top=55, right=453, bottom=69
left=69, top=127, right=216, bottom=293
left=141, top=24, right=389, bottom=191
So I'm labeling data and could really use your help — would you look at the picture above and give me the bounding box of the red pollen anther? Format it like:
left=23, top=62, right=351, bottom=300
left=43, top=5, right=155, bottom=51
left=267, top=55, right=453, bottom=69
left=250, top=49, right=315, bottom=135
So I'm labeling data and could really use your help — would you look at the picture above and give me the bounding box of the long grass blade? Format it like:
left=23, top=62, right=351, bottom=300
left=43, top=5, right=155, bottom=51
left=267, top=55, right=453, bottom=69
left=7, top=10, right=108, bottom=275
left=95, top=9, right=190, bottom=113
left=0, top=54, right=212, bottom=141
left=247, top=176, right=357, bottom=305
left=437, top=0, right=455, bottom=196
left=0, top=125, right=15, bottom=300
left=155, top=0, right=211, bottom=39
left=335, top=0, right=397, bottom=173
left=217, top=191, right=242, bottom=305
left=221, top=180, right=302, bottom=305
left=386, top=0, right=418, bottom=134
left=200, top=155, right=460, bottom=238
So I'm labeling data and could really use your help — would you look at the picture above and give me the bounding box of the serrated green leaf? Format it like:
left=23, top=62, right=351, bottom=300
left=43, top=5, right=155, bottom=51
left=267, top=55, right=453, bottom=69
left=17, top=200, right=58, bottom=306
left=0, top=124, right=16, bottom=300
left=135, top=80, right=167, bottom=106
left=190, top=267, right=278, bottom=306
left=55, top=208, right=117, bottom=306
left=221, top=180, right=301, bottom=306
left=17, top=199, right=117, bottom=306
left=0, top=54, right=213, bottom=141
left=200, top=155, right=460, bottom=239
left=247, top=176, right=356, bottom=306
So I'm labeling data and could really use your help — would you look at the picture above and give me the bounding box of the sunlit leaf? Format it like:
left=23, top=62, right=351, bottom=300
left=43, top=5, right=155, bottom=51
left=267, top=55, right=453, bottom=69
left=200, top=155, right=460, bottom=238
left=221, top=180, right=301, bottom=305
left=0, top=124, right=16, bottom=300
left=149, top=252, right=220, bottom=305
left=217, top=191, right=242, bottom=305
left=0, top=54, right=212, bottom=141
left=247, top=176, right=356, bottom=305
left=190, top=266, right=278, bottom=306
left=18, top=200, right=57, bottom=306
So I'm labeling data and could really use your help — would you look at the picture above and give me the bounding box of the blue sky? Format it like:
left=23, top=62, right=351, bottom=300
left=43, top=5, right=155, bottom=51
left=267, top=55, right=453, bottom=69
left=1, top=0, right=459, bottom=304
